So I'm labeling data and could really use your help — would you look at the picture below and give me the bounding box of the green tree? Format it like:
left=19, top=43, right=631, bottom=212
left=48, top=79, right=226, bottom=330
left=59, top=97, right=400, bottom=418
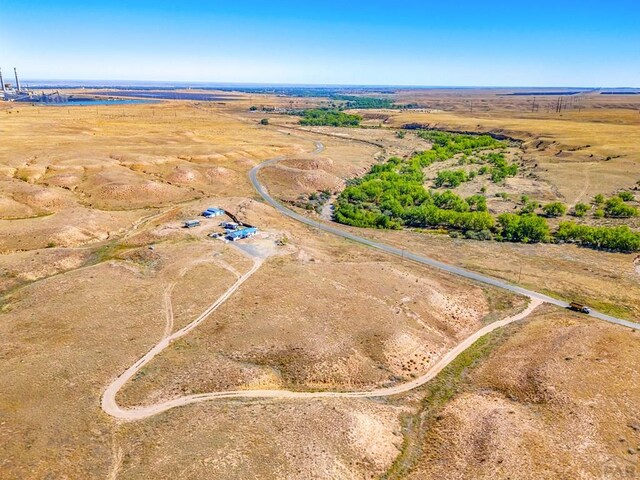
left=542, top=202, right=567, bottom=217
left=573, top=202, right=589, bottom=217
left=555, top=222, right=640, bottom=252
left=520, top=200, right=538, bottom=215
left=466, top=194, right=488, bottom=212
left=299, top=109, right=362, bottom=127
left=434, top=169, right=469, bottom=188
left=618, top=191, right=635, bottom=201
left=604, top=196, right=638, bottom=218
left=498, top=213, right=550, bottom=243
left=594, top=194, right=605, bottom=205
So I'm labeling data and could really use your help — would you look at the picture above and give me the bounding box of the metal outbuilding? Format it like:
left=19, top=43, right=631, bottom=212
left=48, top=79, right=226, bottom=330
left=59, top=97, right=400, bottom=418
left=202, top=207, right=224, bottom=218
left=226, top=227, right=258, bottom=241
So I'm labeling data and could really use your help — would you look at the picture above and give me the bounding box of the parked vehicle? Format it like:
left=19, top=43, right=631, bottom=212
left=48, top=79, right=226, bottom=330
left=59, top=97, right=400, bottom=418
left=568, top=302, right=591, bottom=314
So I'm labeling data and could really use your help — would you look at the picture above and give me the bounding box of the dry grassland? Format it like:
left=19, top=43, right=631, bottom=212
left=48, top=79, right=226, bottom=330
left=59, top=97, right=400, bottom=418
left=403, top=305, right=640, bottom=480
left=1, top=91, right=639, bottom=479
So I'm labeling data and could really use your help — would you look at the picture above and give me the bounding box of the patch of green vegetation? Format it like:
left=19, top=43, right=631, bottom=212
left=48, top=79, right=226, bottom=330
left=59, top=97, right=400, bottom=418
left=330, top=95, right=393, bottom=109
left=573, top=202, right=590, bottom=217
left=434, top=169, right=472, bottom=188
left=618, top=191, right=635, bottom=201
left=292, top=190, right=331, bottom=213
left=497, top=213, right=551, bottom=243
left=334, top=130, right=640, bottom=252
left=520, top=199, right=538, bottom=214
left=482, top=152, right=518, bottom=183
left=604, top=196, right=638, bottom=218
left=466, top=194, right=487, bottom=212
left=335, top=131, right=504, bottom=232
left=542, top=201, right=567, bottom=217
left=382, top=326, right=514, bottom=480
left=299, top=108, right=362, bottom=127
left=555, top=221, right=640, bottom=252
left=93, top=242, right=131, bottom=263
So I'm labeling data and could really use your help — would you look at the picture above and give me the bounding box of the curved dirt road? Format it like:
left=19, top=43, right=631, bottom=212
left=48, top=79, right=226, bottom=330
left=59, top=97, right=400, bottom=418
left=103, top=275, right=541, bottom=420
left=101, top=257, right=263, bottom=420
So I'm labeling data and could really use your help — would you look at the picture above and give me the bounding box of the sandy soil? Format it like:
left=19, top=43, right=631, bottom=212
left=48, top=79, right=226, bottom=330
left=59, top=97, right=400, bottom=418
left=405, top=305, right=640, bottom=480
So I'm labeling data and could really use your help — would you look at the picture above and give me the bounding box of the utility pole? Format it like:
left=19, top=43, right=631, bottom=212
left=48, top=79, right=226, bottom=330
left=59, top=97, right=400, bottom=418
left=518, top=264, right=523, bottom=283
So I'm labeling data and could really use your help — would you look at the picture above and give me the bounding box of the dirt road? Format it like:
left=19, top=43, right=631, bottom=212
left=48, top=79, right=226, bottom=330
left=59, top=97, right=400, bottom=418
left=102, top=268, right=541, bottom=420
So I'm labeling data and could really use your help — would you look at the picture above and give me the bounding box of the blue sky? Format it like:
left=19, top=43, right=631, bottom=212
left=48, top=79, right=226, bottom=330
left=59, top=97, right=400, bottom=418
left=1, top=1, right=638, bottom=86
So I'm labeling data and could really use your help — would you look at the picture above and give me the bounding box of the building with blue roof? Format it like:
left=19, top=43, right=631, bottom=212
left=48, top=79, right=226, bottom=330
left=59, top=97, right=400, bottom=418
left=226, top=227, right=257, bottom=241
left=202, top=207, right=225, bottom=218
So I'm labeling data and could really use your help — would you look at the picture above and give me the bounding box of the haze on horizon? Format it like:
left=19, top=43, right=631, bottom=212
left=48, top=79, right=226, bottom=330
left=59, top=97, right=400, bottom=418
left=1, top=0, right=639, bottom=88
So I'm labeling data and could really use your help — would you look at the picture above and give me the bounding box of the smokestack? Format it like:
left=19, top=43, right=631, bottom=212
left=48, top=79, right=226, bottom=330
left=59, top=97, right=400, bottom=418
left=14, top=67, right=21, bottom=93
left=0, top=68, right=5, bottom=93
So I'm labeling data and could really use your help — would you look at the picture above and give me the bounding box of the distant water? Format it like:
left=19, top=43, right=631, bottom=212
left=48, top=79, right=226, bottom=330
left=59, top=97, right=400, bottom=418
left=42, top=98, right=156, bottom=106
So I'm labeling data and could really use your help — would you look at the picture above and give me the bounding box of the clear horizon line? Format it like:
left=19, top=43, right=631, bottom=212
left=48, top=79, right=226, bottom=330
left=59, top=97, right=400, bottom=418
left=16, top=79, right=640, bottom=90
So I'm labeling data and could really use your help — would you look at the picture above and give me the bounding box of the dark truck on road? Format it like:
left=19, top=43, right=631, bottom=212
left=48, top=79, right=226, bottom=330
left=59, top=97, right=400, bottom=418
left=569, top=302, right=591, bottom=314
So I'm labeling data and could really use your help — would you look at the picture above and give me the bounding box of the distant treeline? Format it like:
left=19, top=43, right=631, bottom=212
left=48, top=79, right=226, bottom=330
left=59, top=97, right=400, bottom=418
left=330, top=95, right=394, bottom=109
left=299, top=109, right=362, bottom=127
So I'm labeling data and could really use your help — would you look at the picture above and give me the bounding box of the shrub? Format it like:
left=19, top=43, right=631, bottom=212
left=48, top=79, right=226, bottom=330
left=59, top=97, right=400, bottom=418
left=466, top=194, right=488, bottom=212
left=594, top=209, right=605, bottom=218
left=604, top=196, right=638, bottom=218
left=464, top=229, right=493, bottom=241
left=594, top=194, right=605, bottom=205
left=396, top=130, right=406, bottom=139
left=520, top=200, right=537, bottom=215
left=542, top=202, right=567, bottom=217
left=573, top=202, right=590, bottom=217
left=619, top=191, right=635, bottom=201
left=260, top=118, right=269, bottom=125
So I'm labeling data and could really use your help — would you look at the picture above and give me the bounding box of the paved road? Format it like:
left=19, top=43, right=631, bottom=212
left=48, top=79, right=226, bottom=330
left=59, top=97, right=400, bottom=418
left=249, top=141, right=640, bottom=331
